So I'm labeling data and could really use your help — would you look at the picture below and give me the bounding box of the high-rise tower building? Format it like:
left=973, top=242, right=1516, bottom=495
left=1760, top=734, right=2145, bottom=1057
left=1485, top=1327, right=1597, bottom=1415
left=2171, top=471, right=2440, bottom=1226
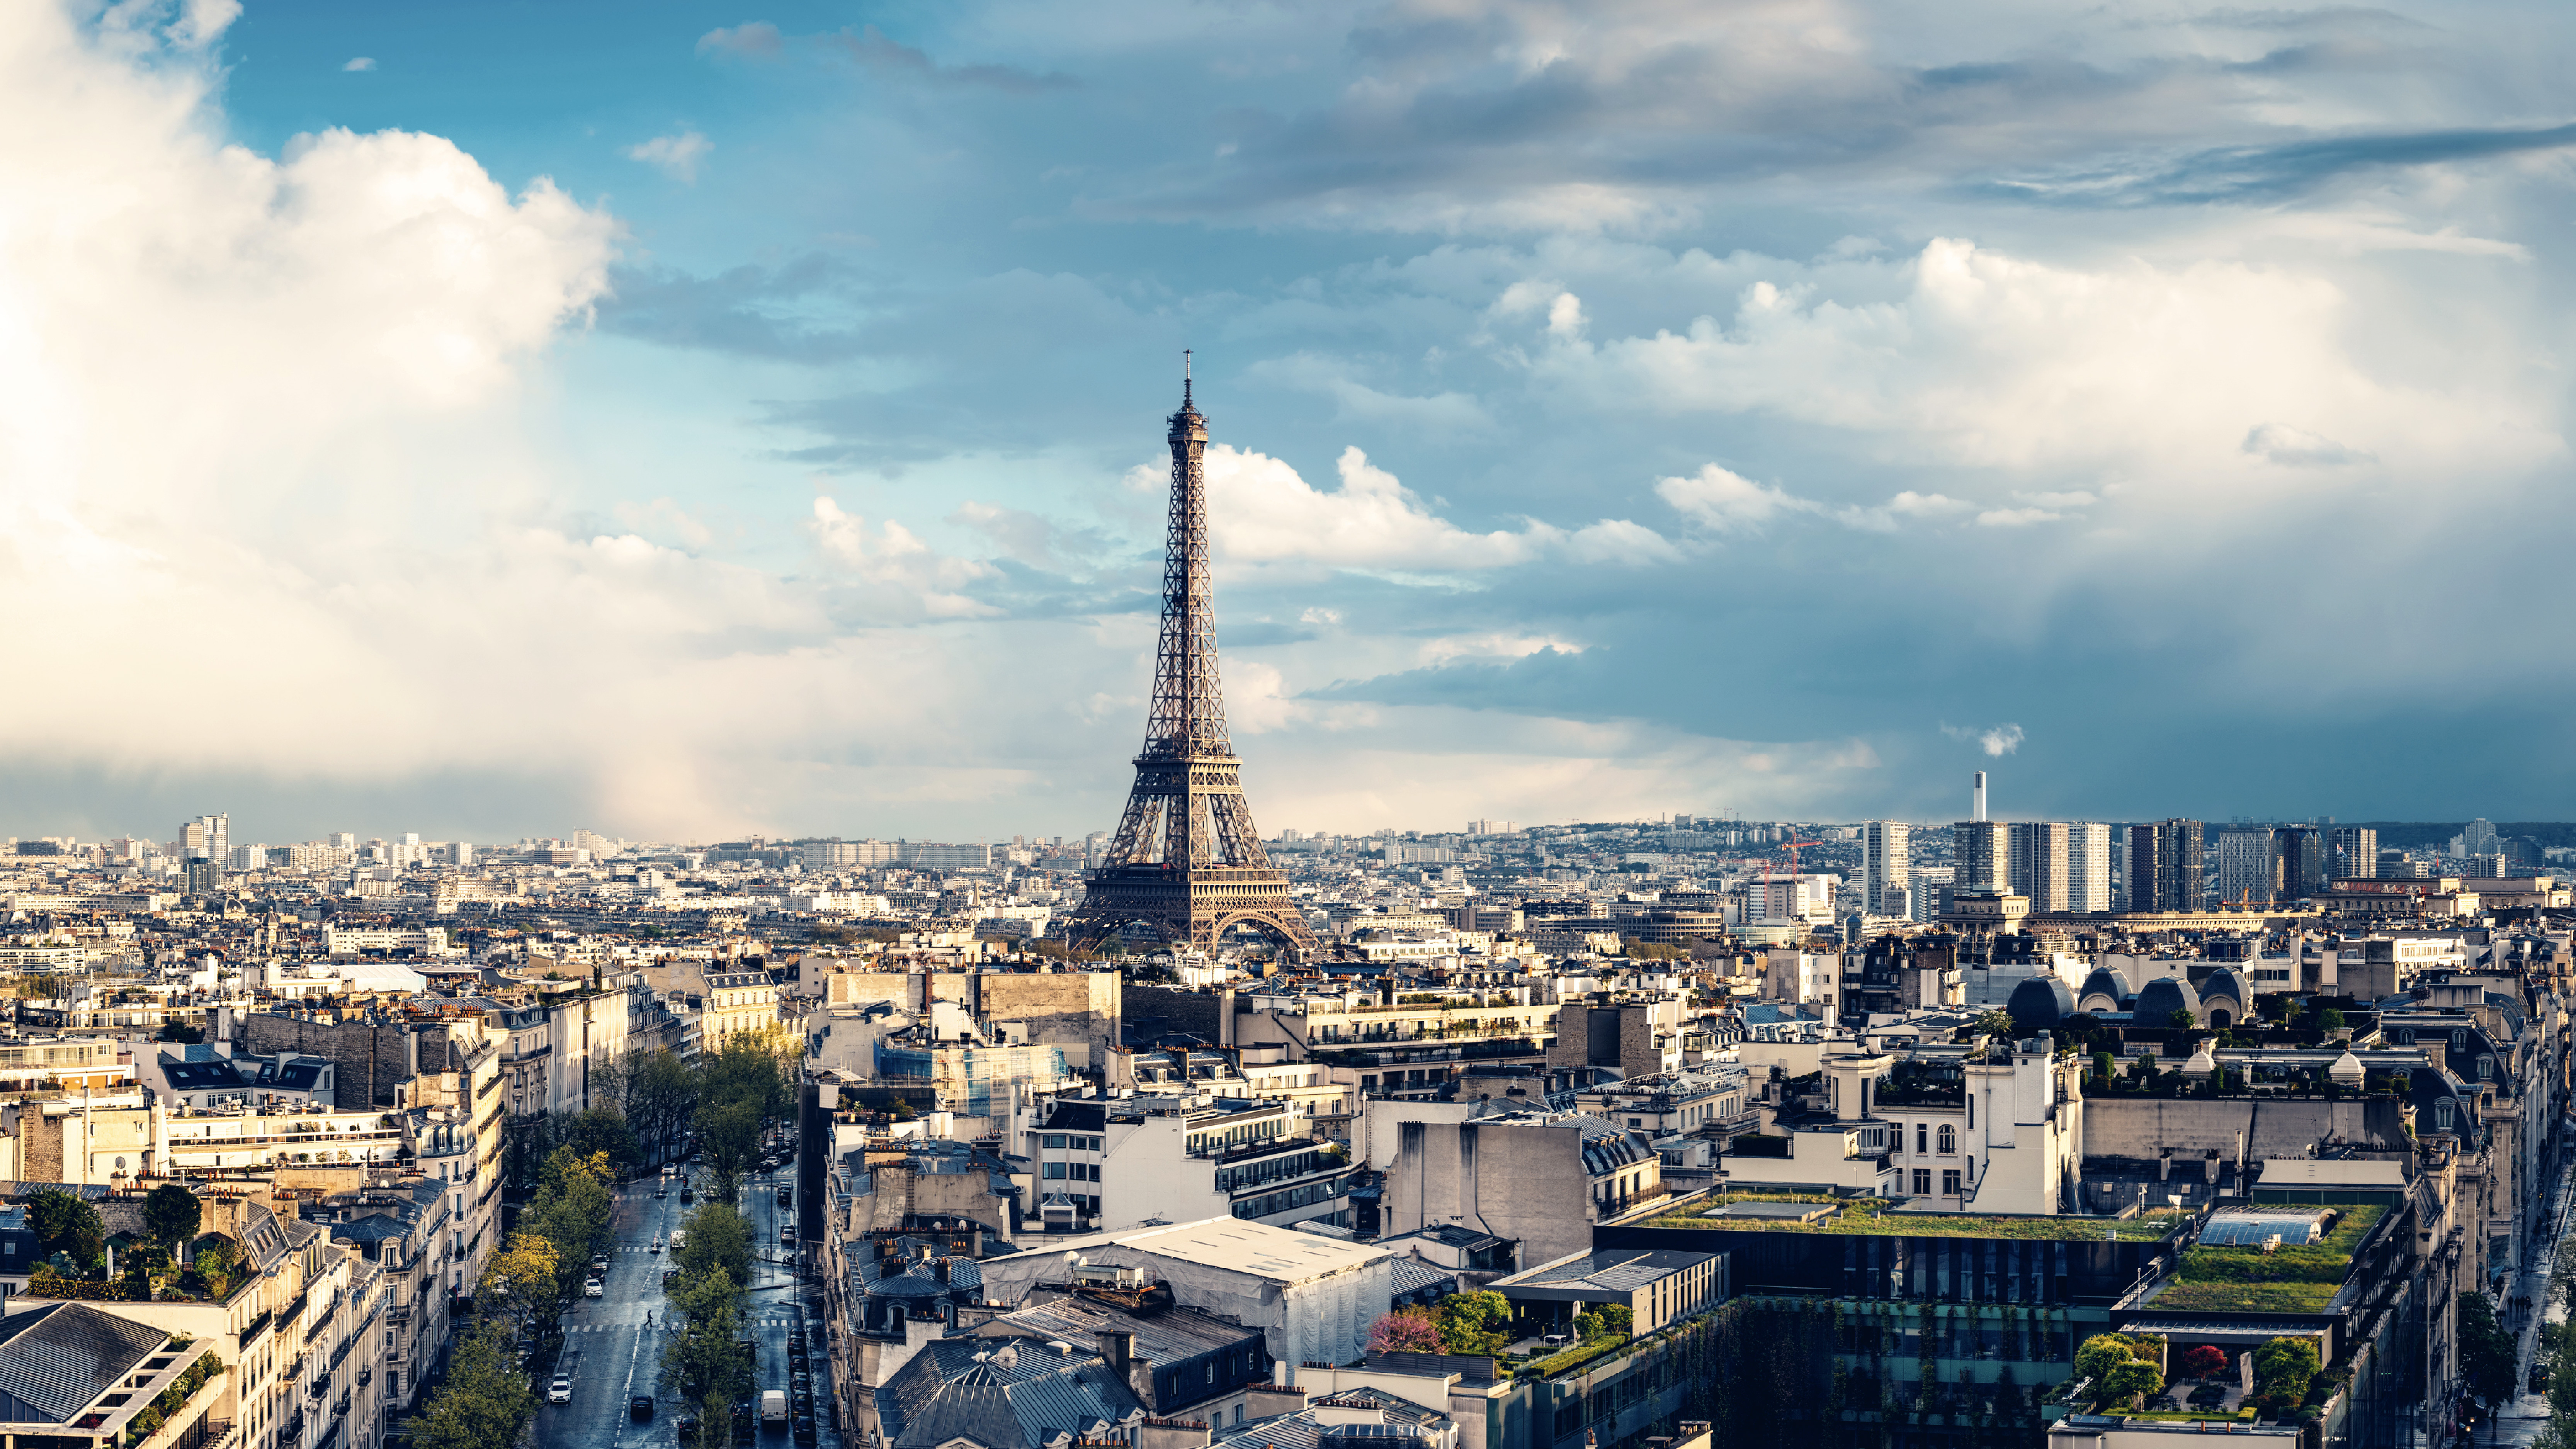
left=2008, top=821, right=2071, bottom=911
left=2217, top=827, right=2281, bottom=906
left=2128, top=819, right=2206, bottom=913
left=2330, top=826, right=2378, bottom=882
left=2277, top=825, right=2327, bottom=900
left=1063, top=367, right=1318, bottom=957
left=2065, top=822, right=2114, bottom=912
left=1860, top=821, right=1910, bottom=916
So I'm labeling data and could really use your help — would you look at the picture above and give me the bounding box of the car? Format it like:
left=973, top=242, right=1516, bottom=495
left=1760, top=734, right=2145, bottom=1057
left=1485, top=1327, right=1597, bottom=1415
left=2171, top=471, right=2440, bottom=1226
left=680, top=1187, right=694, bottom=1204
left=777, top=1186, right=792, bottom=1205
left=671, top=1230, right=688, bottom=1250
left=589, top=1256, right=610, bottom=1275
left=583, top=1278, right=604, bottom=1298
left=548, top=1376, right=573, bottom=1405
left=789, top=1372, right=811, bottom=1395
left=677, top=1414, right=701, bottom=1441
left=632, top=1395, right=656, bottom=1421
left=779, top=1228, right=794, bottom=1247
left=787, top=1346, right=807, bottom=1367
left=792, top=1415, right=817, bottom=1445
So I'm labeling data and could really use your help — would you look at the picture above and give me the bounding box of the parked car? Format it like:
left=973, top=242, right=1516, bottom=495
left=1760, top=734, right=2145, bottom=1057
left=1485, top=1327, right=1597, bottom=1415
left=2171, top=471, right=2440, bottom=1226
left=589, top=1255, right=609, bottom=1274
left=677, top=1413, right=701, bottom=1442
left=549, top=1375, right=573, bottom=1405
left=583, top=1278, right=605, bottom=1298
left=662, top=1269, right=679, bottom=1288
left=632, top=1395, right=655, bottom=1421
left=792, top=1414, right=817, bottom=1445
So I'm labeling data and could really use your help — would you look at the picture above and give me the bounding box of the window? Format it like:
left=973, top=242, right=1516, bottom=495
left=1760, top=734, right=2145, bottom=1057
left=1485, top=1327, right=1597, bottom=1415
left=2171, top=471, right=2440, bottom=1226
left=1941, top=1170, right=1961, bottom=1195
left=1912, top=1169, right=1931, bottom=1195
left=1043, top=1134, right=1066, bottom=1150
left=1042, top=1162, right=1066, bottom=1179
left=2478, top=1056, right=2494, bottom=1080
left=1937, top=1125, right=1956, bottom=1155
left=1915, top=1123, right=1927, bottom=1155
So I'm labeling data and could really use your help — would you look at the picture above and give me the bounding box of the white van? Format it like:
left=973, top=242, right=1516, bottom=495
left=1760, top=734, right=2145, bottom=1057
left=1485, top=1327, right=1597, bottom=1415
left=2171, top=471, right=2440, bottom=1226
left=669, top=1230, right=687, bottom=1250
left=760, top=1389, right=788, bottom=1427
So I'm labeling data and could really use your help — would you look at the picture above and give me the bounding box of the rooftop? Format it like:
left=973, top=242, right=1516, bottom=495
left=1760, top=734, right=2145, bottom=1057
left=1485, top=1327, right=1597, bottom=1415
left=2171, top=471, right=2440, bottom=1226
left=1647, top=1197, right=2190, bottom=1242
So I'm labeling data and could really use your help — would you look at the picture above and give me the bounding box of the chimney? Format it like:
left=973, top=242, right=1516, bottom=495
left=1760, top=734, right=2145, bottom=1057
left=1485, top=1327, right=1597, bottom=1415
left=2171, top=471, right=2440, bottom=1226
left=934, top=1257, right=950, bottom=1284
left=1098, top=1329, right=1133, bottom=1383
left=1972, top=772, right=1987, bottom=823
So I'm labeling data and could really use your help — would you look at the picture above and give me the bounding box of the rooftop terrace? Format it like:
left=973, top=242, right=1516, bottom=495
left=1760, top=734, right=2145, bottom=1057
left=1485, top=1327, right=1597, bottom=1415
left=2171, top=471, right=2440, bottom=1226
left=1645, top=1196, right=2192, bottom=1242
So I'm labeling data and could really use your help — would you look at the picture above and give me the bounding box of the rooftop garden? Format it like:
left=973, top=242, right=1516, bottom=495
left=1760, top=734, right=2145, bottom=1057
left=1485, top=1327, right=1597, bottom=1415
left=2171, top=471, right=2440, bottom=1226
left=2147, top=1206, right=2384, bottom=1315
left=1649, top=1196, right=2192, bottom=1241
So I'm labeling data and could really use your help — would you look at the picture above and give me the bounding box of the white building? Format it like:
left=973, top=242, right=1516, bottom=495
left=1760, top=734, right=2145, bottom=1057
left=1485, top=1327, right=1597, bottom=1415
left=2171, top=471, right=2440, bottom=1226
left=2066, top=823, right=2114, bottom=912
left=974, top=1218, right=1394, bottom=1369
left=1014, top=1092, right=1351, bottom=1235
left=1860, top=821, right=1911, bottom=917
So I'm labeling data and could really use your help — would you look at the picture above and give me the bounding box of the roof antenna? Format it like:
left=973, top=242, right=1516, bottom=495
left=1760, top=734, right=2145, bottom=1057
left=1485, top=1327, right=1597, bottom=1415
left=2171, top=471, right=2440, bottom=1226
left=1183, top=349, right=1193, bottom=407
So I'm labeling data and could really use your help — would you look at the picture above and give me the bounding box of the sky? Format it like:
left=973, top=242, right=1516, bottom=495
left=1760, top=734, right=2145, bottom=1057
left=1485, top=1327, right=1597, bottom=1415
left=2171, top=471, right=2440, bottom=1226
left=3, top=0, right=2574, bottom=845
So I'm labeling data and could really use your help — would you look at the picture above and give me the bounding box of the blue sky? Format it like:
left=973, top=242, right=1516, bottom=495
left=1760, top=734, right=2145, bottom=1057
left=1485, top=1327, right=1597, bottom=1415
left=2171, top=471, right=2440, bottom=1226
left=3, top=0, right=2573, bottom=843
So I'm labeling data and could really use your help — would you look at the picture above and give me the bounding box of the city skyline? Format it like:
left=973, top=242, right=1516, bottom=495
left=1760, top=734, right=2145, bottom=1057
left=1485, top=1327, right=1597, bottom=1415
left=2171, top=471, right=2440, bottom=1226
left=9, top=1, right=2576, bottom=839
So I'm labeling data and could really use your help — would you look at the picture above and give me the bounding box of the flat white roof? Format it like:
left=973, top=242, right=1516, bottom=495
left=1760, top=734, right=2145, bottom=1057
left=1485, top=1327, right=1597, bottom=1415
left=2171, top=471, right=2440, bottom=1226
left=1115, top=1217, right=1391, bottom=1283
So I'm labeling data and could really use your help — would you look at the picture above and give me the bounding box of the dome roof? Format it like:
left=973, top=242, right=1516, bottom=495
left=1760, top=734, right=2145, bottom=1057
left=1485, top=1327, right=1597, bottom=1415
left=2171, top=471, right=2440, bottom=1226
left=2199, top=967, right=2248, bottom=1007
left=2006, top=976, right=2078, bottom=1030
left=2077, top=966, right=2133, bottom=1007
left=2181, top=1041, right=2217, bottom=1080
left=2328, top=1048, right=2366, bottom=1085
left=2132, top=976, right=2202, bottom=1024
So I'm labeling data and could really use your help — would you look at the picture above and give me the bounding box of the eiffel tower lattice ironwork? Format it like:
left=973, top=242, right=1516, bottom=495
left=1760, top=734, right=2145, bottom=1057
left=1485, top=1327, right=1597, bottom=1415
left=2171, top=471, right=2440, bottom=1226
left=1064, top=360, right=1319, bottom=959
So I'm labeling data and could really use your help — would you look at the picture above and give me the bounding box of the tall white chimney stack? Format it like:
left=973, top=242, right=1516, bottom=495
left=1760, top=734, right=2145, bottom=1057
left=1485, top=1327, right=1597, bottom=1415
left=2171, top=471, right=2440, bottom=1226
left=1973, top=770, right=1987, bottom=822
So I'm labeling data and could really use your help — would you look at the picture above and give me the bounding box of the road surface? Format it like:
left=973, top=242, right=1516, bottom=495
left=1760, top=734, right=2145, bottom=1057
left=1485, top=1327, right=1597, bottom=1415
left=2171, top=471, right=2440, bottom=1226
left=535, top=1162, right=834, bottom=1449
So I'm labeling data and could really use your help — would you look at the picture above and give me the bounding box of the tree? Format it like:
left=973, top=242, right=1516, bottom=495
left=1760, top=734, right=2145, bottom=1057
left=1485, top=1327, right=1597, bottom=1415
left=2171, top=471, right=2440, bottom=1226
left=2102, top=1360, right=2164, bottom=1406
left=156, top=1022, right=204, bottom=1044
left=481, top=1232, right=567, bottom=1353
left=2168, top=1010, right=2197, bottom=1030
left=662, top=1266, right=751, bottom=1449
left=1367, top=1308, right=1442, bottom=1355
left=413, top=1320, right=535, bottom=1449
left=2075, top=1333, right=2138, bottom=1384
left=2179, top=1345, right=2228, bottom=1379
left=1971, top=1010, right=2018, bottom=1041
left=2253, top=1336, right=2321, bottom=1404
left=696, top=1099, right=764, bottom=1203
left=2318, top=1007, right=2348, bottom=1034
left=2459, top=1292, right=2517, bottom=1401
left=142, top=1185, right=201, bottom=1257
left=676, top=1202, right=754, bottom=1289
left=1435, top=1290, right=1511, bottom=1355
left=27, top=1190, right=103, bottom=1271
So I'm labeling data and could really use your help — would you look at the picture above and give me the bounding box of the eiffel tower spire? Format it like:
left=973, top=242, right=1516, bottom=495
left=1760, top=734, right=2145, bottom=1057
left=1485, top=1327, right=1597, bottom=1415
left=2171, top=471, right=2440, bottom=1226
left=1063, top=360, right=1318, bottom=959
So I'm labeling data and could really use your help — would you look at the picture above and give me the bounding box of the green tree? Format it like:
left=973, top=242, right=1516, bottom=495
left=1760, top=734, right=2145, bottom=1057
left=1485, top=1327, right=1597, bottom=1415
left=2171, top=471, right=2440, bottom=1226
left=661, top=1267, right=751, bottom=1449
left=2253, top=1336, right=2321, bottom=1403
left=1435, top=1290, right=1511, bottom=1355
left=142, top=1185, right=201, bottom=1257
left=2075, top=1333, right=2137, bottom=1384
left=676, top=1202, right=754, bottom=1288
left=2102, top=1360, right=2164, bottom=1406
left=2168, top=1010, right=2197, bottom=1030
left=413, top=1320, right=535, bottom=1449
left=2459, top=1292, right=2516, bottom=1401
left=27, top=1190, right=104, bottom=1271
left=523, top=1148, right=617, bottom=1293
left=1971, top=1009, right=2018, bottom=1041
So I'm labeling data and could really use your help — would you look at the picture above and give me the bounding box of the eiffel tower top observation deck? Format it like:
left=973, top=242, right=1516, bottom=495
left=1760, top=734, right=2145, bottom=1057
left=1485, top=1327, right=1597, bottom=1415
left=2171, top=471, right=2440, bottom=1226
left=1061, top=359, right=1318, bottom=959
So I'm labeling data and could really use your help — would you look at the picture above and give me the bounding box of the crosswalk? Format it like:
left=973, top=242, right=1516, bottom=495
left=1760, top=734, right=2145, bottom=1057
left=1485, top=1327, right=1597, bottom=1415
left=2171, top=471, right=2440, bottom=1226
left=564, top=1316, right=809, bottom=1333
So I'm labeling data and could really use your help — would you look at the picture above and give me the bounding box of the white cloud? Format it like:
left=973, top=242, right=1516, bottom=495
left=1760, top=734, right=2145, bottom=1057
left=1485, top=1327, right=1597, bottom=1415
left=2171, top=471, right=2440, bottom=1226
left=625, top=130, right=712, bottom=183
left=1942, top=723, right=2026, bottom=757
left=1976, top=507, right=2062, bottom=527
left=2243, top=422, right=2375, bottom=466
left=1655, top=464, right=1960, bottom=536
left=806, top=497, right=1000, bottom=619
left=342, top=56, right=376, bottom=72
left=697, top=22, right=785, bottom=59
left=1547, top=238, right=2555, bottom=485
left=1146, top=444, right=1676, bottom=577
left=1247, top=353, right=1489, bottom=432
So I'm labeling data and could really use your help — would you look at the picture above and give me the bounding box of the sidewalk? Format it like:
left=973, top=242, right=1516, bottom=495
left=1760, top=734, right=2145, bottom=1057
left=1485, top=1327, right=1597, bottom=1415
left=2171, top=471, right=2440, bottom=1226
left=2495, top=1157, right=2576, bottom=1447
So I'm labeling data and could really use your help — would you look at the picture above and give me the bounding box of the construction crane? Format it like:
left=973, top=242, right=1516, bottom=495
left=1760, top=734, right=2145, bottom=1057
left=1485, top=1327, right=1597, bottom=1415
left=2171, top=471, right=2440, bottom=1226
left=1762, top=837, right=1824, bottom=918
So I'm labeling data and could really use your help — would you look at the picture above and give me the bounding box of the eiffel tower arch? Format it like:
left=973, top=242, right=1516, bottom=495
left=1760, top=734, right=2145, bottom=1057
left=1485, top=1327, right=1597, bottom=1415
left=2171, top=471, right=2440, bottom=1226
left=1062, top=362, right=1319, bottom=960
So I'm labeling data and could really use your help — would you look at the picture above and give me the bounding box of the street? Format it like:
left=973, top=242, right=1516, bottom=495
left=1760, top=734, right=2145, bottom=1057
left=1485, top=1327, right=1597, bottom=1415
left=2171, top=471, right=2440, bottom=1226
left=536, top=1162, right=837, bottom=1449
left=2495, top=1154, right=2576, bottom=1447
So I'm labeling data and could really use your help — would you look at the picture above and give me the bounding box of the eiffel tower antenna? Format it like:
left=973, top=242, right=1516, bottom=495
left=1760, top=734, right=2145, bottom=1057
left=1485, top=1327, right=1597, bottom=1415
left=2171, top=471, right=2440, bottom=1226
left=1063, top=363, right=1318, bottom=960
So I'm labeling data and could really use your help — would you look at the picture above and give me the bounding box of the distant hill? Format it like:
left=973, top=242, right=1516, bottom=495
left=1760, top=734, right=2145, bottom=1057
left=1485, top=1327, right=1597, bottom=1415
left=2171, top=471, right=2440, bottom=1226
left=2345, top=822, right=2576, bottom=851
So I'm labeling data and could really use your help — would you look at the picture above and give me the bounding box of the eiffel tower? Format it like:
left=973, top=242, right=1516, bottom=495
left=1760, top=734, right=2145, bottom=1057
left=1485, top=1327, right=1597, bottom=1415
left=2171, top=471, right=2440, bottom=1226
left=1064, top=360, right=1319, bottom=959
